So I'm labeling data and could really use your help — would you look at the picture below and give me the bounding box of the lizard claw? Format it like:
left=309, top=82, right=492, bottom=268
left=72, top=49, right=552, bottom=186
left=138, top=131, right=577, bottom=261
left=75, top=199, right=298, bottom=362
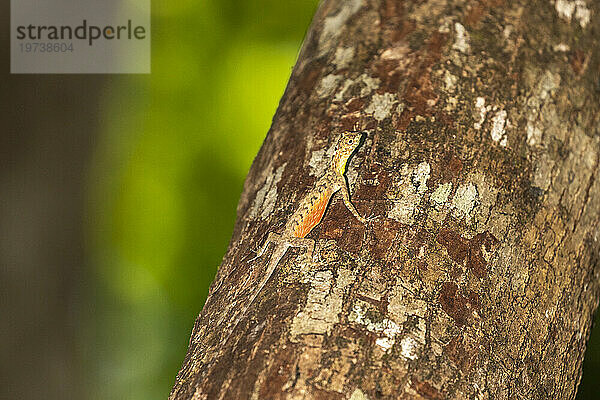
left=245, top=246, right=262, bottom=263
left=246, top=238, right=273, bottom=263
left=364, top=212, right=380, bottom=224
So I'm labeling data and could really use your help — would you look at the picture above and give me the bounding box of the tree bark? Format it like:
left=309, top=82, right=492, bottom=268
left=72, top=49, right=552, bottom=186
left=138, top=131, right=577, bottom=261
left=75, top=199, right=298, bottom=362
left=170, top=0, right=600, bottom=399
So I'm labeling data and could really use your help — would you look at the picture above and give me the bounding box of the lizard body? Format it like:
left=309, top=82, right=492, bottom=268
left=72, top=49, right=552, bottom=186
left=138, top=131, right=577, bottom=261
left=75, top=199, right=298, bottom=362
left=236, top=130, right=367, bottom=325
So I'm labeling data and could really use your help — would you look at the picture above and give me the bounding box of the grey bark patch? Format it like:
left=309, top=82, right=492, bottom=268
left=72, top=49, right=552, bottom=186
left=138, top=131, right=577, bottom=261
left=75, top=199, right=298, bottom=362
left=250, top=163, right=286, bottom=220
left=290, top=268, right=355, bottom=336
left=333, top=46, right=355, bottom=70
left=451, top=182, right=479, bottom=220
left=318, top=0, right=363, bottom=55
left=316, top=74, right=343, bottom=98
left=365, top=92, right=398, bottom=121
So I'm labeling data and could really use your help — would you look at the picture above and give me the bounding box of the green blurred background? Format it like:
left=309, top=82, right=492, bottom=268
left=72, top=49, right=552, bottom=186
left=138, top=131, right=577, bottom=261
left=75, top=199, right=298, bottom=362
left=2, top=1, right=599, bottom=399
left=86, top=1, right=319, bottom=399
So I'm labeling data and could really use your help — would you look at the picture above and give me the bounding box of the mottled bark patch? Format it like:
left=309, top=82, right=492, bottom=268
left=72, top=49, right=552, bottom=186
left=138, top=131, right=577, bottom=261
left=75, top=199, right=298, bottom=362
left=318, top=200, right=366, bottom=254
left=436, top=228, right=499, bottom=278
left=438, top=281, right=480, bottom=325
left=412, top=378, right=444, bottom=400
left=443, top=334, right=478, bottom=373
left=367, top=217, right=405, bottom=261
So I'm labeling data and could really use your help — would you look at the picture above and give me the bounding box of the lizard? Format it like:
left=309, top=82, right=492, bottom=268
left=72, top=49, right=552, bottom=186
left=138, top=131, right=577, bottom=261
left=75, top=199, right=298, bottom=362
left=234, top=130, right=369, bottom=326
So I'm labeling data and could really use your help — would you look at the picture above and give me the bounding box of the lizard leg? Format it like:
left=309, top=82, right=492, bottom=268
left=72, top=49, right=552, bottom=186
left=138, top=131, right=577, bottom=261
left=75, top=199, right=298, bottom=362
left=247, top=231, right=281, bottom=263
left=341, top=178, right=367, bottom=224
left=236, top=240, right=291, bottom=324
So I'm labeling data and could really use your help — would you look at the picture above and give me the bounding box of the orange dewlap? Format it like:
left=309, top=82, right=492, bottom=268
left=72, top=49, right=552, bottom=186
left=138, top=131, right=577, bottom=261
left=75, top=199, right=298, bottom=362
left=293, top=188, right=334, bottom=238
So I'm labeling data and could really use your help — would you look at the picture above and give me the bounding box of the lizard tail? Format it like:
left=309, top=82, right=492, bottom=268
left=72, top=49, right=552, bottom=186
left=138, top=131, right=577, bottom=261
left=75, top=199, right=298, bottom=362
left=232, top=242, right=291, bottom=330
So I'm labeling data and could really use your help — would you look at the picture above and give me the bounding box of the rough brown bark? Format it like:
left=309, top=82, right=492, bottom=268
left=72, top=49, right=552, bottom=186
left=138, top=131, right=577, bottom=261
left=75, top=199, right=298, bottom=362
left=170, top=0, right=600, bottom=399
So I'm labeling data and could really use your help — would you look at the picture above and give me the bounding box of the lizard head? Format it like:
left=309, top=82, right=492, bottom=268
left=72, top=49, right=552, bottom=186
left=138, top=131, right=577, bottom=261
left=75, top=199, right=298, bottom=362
left=333, top=130, right=365, bottom=175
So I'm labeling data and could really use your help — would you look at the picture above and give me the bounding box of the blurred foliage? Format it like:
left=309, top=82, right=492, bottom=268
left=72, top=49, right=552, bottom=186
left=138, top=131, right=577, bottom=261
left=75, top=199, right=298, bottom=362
left=85, top=1, right=317, bottom=399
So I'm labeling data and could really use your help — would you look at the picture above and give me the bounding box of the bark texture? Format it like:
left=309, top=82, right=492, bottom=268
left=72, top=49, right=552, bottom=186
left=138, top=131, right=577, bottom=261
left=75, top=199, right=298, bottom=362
left=171, top=0, right=600, bottom=399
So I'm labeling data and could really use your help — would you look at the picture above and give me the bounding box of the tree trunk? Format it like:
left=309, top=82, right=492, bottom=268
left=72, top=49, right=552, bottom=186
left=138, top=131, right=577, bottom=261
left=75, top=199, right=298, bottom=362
left=1, top=5, right=105, bottom=397
left=170, top=0, right=600, bottom=398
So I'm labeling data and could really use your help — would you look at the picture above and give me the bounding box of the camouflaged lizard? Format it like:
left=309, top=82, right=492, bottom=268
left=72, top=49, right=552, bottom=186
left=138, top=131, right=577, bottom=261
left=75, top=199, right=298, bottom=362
left=236, top=130, right=368, bottom=324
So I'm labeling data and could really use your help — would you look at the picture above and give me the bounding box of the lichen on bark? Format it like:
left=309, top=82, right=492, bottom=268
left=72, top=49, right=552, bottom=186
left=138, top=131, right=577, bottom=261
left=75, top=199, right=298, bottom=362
left=170, top=1, right=600, bottom=399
